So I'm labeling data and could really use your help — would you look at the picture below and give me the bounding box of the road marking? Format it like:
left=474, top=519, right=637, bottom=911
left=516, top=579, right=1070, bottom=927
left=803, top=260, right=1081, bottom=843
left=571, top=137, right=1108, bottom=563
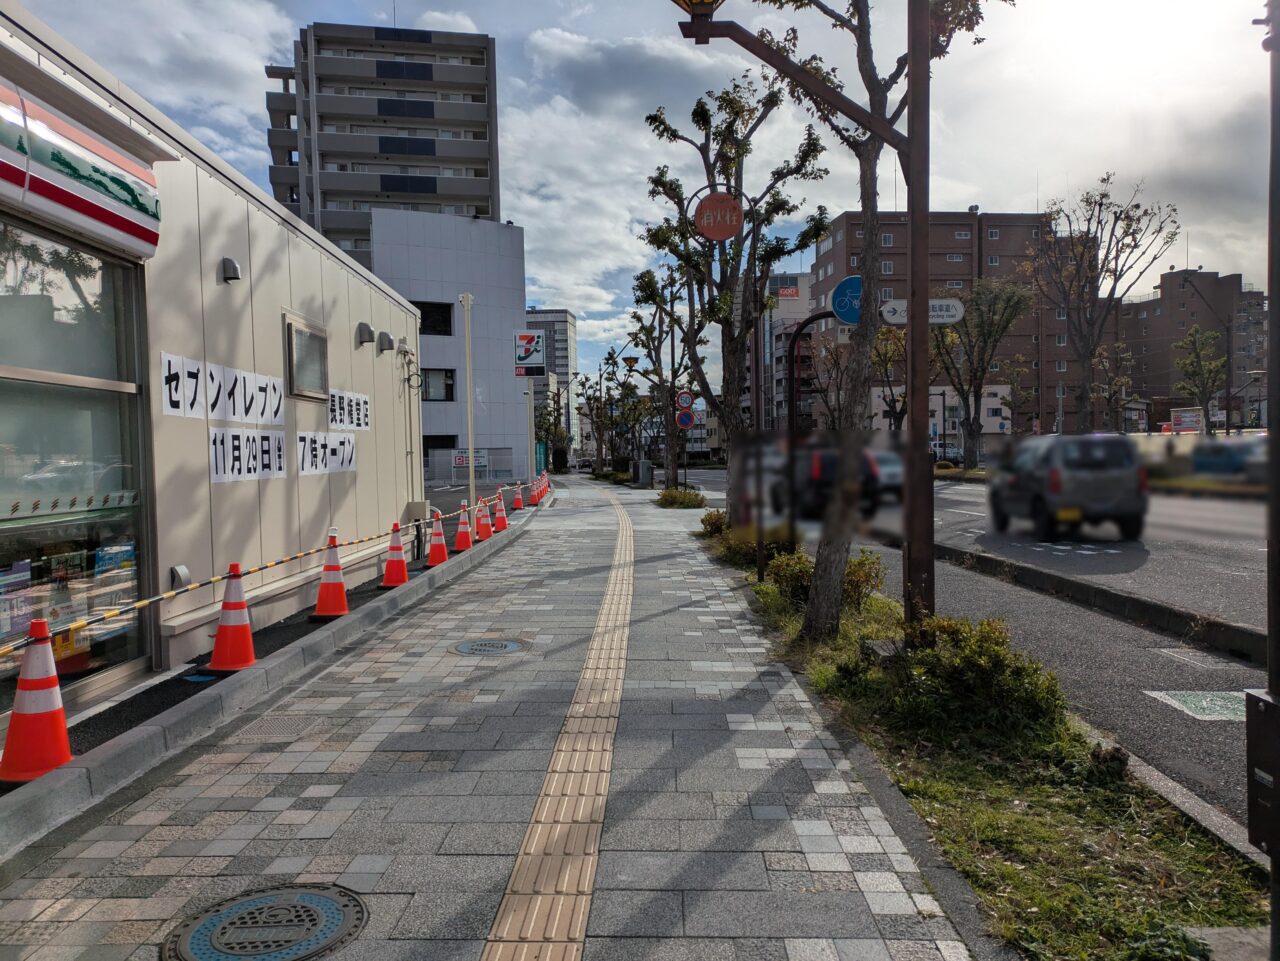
left=1157, top=649, right=1242, bottom=670
left=484, top=492, right=633, bottom=959
left=1145, top=690, right=1246, bottom=722
left=945, top=509, right=987, bottom=517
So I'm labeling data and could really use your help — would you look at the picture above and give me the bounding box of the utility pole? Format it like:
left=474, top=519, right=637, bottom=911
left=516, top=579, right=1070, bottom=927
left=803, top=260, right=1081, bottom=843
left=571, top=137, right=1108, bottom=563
left=459, top=292, right=476, bottom=519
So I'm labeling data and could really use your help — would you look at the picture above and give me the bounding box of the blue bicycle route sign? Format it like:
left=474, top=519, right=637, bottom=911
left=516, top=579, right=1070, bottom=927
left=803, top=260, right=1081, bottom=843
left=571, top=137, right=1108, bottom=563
left=832, top=275, right=863, bottom=326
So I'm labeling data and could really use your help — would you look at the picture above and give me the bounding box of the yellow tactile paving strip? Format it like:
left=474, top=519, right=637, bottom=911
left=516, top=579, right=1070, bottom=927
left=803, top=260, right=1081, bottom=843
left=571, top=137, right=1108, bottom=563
left=482, top=496, right=633, bottom=960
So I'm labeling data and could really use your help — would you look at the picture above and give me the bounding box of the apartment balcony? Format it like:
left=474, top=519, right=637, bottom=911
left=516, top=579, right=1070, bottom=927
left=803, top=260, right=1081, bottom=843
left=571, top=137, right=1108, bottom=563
left=315, top=93, right=487, bottom=123
left=316, top=209, right=373, bottom=231
left=269, top=164, right=300, bottom=187
left=266, top=91, right=296, bottom=115
left=317, top=169, right=492, bottom=198
left=317, top=132, right=490, bottom=161
left=268, top=127, right=299, bottom=149
left=312, top=54, right=487, bottom=88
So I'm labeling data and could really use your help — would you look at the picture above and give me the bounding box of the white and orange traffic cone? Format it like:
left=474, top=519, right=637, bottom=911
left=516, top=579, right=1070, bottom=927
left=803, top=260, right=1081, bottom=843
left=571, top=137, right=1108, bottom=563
left=530, top=478, right=542, bottom=506
left=0, top=619, right=71, bottom=782
left=311, top=528, right=349, bottom=622
left=493, top=493, right=508, bottom=532
left=427, top=511, right=450, bottom=567
left=379, top=522, right=410, bottom=590
left=475, top=499, right=493, bottom=541
left=208, top=564, right=256, bottom=672
left=454, top=502, right=474, bottom=552
left=511, top=485, right=524, bottom=511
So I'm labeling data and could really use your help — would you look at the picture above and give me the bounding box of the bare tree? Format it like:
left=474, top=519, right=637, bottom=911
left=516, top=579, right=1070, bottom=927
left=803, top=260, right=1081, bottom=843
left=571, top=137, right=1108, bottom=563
left=1174, top=325, right=1227, bottom=436
left=1090, top=341, right=1135, bottom=433
left=931, top=280, right=1031, bottom=469
left=645, top=72, right=829, bottom=521
left=628, top=267, right=694, bottom=488
left=872, top=323, right=946, bottom=440
left=1029, top=173, right=1179, bottom=432
left=1002, top=354, right=1039, bottom=437
left=753, top=0, right=1014, bottom=643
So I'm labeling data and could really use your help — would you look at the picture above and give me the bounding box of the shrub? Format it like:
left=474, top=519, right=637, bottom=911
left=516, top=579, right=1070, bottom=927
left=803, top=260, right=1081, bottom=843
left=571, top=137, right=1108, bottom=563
left=716, top=525, right=793, bottom=569
left=894, top=616, right=1067, bottom=749
left=842, top=550, right=884, bottom=613
left=657, top=487, right=706, bottom=509
left=935, top=460, right=955, bottom=471
left=766, top=552, right=814, bottom=609
left=699, top=509, right=728, bottom=537
left=607, top=471, right=632, bottom=485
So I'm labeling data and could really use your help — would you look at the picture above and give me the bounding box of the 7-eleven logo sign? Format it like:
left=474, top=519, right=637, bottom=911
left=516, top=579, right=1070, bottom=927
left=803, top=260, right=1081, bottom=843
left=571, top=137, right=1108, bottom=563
left=514, top=331, right=546, bottom=376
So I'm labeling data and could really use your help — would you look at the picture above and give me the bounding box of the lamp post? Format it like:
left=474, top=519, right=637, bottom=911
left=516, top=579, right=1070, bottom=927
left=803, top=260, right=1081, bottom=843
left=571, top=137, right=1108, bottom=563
left=458, top=292, right=476, bottom=519
left=669, top=0, right=936, bottom=620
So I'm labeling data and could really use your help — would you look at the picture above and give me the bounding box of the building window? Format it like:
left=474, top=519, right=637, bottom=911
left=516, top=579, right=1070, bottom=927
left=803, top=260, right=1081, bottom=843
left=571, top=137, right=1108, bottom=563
left=1055, top=334, right=1067, bottom=347
left=1056, top=360, right=1067, bottom=372
left=945, top=280, right=963, bottom=289
left=1032, top=360, right=1040, bottom=369
left=1055, top=308, right=1067, bottom=320
left=415, top=301, right=453, bottom=336
left=423, top=434, right=457, bottom=450
left=285, top=313, right=328, bottom=401
left=1142, top=345, right=1148, bottom=354
left=881, top=232, right=893, bottom=246
left=987, top=255, right=1000, bottom=266
left=1178, top=319, right=1185, bottom=329
left=955, top=230, right=971, bottom=239
left=989, top=361, right=1000, bottom=372
left=422, top=368, right=456, bottom=402
left=1031, top=227, right=1040, bottom=239
left=987, top=407, right=1002, bottom=417
left=946, top=254, right=963, bottom=262
left=850, top=255, right=859, bottom=268
left=988, top=228, right=1000, bottom=240
left=1056, top=383, right=1067, bottom=398
left=881, top=288, right=894, bottom=301
left=1032, top=334, right=1039, bottom=343
left=855, top=229, right=864, bottom=238
left=881, top=260, right=893, bottom=275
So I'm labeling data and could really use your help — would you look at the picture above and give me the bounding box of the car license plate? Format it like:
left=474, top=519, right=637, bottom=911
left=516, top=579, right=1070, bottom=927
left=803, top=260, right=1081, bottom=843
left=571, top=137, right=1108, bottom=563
left=1056, top=507, right=1083, bottom=523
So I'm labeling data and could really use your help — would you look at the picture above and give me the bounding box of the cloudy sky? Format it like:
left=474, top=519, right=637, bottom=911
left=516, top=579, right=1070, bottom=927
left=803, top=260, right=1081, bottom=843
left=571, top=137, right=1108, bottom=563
left=25, top=0, right=1269, bottom=376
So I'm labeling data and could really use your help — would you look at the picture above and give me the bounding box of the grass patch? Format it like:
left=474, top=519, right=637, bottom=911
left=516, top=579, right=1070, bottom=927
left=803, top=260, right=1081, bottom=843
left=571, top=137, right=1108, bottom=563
left=1150, top=476, right=1265, bottom=499
left=656, top=488, right=707, bottom=509
left=738, top=551, right=1268, bottom=960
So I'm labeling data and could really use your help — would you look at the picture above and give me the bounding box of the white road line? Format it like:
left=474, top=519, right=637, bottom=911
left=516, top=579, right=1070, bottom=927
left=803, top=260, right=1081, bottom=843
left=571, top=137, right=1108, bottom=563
left=945, top=509, right=987, bottom=517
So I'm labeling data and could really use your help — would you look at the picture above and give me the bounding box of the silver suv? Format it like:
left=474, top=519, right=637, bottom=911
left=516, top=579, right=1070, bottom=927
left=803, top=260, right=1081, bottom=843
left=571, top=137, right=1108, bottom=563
left=989, top=434, right=1148, bottom=541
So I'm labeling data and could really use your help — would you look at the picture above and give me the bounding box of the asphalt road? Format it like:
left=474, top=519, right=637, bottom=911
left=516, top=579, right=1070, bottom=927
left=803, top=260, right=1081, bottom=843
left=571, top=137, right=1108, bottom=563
left=874, top=482, right=1266, bottom=632
left=670, top=467, right=1258, bottom=822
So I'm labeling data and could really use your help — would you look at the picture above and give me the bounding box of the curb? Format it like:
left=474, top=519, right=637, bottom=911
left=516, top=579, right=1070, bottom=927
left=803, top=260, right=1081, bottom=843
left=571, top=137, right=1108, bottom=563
left=869, top=527, right=1266, bottom=665
left=0, top=492, right=556, bottom=864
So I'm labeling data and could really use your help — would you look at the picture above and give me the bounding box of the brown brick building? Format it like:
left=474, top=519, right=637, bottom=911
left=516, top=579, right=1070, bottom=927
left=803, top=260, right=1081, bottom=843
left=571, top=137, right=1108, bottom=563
left=806, top=208, right=1109, bottom=434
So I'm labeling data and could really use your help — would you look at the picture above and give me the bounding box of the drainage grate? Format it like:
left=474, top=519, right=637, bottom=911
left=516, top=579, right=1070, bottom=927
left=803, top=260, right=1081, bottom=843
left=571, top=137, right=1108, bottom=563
left=235, top=716, right=319, bottom=740
left=162, top=884, right=366, bottom=961
left=448, top=639, right=529, bottom=656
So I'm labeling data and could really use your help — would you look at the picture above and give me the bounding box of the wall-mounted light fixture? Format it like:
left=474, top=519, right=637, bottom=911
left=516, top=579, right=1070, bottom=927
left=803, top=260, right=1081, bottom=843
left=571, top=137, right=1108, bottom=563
left=376, top=331, right=396, bottom=355
left=356, top=322, right=375, bottom=348
left=220, top=257, right=242, bottom=283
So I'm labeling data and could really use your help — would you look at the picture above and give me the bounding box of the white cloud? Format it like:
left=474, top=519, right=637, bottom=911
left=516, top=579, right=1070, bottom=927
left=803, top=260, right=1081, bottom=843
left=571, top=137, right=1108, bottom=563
left=415, top=10, right=479, bottom=33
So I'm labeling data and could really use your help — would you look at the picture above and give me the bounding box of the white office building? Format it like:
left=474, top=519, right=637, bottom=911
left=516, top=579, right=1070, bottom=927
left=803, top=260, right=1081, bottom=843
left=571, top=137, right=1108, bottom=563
left=370, top=209, right=531, bottom=483
left=525, top=308, right=580, bottom=451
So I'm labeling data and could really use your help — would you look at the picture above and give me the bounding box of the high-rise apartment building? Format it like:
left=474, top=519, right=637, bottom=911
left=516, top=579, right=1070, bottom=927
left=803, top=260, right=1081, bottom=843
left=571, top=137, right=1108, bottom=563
left=266, top=22, right=501, bottom=271
left=525, top=308, right=580, bottom=450
left=764, top=273, right=813, bottom=431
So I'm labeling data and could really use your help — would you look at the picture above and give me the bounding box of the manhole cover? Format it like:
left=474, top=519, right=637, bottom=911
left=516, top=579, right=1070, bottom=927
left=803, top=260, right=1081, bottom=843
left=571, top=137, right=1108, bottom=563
left=448, top=639, right=529, bottom=656
left=162, top=884, right=366, bottom=961
left=236, top=717, right=319, bottom=740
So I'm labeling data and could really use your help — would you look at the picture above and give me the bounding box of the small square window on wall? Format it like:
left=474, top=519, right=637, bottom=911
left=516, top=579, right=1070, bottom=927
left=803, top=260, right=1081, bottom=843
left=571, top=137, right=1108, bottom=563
left=955, top=230, right=971, bottom=239
left=285, top=312, right=328, bottom=401
left=850, top=255, right=859, bottom=268
left=988, top=228, right=1000, bottom=240
left=945, top=280, right=964, bottom=289
left=1056, top=360, right=1068, bottom=373
left=881, top=233, right=894, bottom=246
left=422, top=368, right=456, bottom=402
left=880, top=288, right=893, bottom=301
left=988, top=255, right=1000, bottom=266
left=416, top=301, right=453, bottom=336
left=881, top=260, right=893, bottom=275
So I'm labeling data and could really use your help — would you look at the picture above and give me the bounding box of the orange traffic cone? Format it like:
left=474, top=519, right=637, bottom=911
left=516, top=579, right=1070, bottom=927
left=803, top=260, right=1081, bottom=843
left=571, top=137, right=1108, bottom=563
left=427, top=511, right=450, bottom=567
left=454, top=502, right=474, bottom=552
left=379, top=522, right=410, bottom=590
left=0, top=619, right=71, bottom=782
left=475, top=499, right=493, bottom=541
left=511, top=485, right=524, bottom=511
left=530, top=479, right=542, bottom=506
left=208, top=564, right=256, bottom=672
left=311, top=528, right=349, bottom=621
left=493, top=493, right=508, bottom=532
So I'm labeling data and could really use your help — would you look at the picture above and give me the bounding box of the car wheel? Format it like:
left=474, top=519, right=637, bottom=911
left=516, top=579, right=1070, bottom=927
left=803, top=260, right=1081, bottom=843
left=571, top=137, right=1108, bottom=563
left=990, top=496, right=1009, bottom=533
left=1118, top=516, right=1144, bottom=540
left=1033, top=500, right=1058, bottom=542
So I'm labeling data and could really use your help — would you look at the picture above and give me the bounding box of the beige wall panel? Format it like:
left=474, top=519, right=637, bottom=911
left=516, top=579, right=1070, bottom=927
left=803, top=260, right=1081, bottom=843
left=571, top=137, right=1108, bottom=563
left=321, top=257, right=358, bottom=540
left=288, top=234, right=326, bottom=331
left=346, top=276, right=382, bottom=537
left=146, top=160, right=215, bottom=621
left=195, top=173, right=264, bottom=591
left=246, top=205, right=300, bottom=587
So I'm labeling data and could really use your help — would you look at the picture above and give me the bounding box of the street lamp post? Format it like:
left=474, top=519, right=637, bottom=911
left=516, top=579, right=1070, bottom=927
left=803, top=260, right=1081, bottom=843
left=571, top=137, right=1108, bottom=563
left=458, top=292, right=476, bottom=520
left=669, top=0, right=936, bottom=619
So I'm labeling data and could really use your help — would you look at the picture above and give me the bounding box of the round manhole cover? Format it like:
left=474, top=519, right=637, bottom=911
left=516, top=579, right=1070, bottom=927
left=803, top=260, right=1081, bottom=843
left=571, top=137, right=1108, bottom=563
left=161, top=884, right=366, bottom=961
left=448, top=639, right=529, bottom=656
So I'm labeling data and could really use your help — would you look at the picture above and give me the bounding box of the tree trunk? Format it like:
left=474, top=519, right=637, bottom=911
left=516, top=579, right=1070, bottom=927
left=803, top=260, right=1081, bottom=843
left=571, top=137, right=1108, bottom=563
left=1076, top=356, right=1096, bottom=433
left=800, top=147, right=880, bottom=645
left=720, top=327, right=750, bottom=526
left=962, top=418, right=982, bottom=470
left=664, top=397, right=680, bottom=489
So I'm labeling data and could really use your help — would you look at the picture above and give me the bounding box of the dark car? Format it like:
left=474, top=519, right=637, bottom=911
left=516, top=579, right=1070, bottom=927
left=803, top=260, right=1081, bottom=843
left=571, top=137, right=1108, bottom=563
left=989, top=434, right=1148, bottom=541
left=770, top=444, right=880, bottom=520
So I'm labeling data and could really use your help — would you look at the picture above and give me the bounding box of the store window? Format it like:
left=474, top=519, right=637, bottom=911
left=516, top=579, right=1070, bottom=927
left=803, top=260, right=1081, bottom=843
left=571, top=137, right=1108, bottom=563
left=0, top=219, right=144, bottom=714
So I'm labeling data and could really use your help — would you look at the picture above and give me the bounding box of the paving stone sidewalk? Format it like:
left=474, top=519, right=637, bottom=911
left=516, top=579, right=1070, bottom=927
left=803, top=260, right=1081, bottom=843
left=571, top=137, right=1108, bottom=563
left=0, top=480, right=975, bottom=961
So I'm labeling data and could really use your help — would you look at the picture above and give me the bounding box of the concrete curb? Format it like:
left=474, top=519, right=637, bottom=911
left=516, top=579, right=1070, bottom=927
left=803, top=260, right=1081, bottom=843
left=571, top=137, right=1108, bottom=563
left=0, top=492, right=556, bottom=864
left=869, top=527, right=1267, bottom=665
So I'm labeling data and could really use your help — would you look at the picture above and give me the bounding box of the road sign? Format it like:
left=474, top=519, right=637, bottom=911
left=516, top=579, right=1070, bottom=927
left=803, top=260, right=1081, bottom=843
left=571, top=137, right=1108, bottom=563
left=675, top=389, right=695, bottom=410
left=879, top=299, right=965, bottom=326
left=514, top=331, right=546, bottom=377
left=832, top=275, right=863, bottom=326
left=693, top=192, right=744, bottom=242
left=452, top=449, right=488, bottom=469
left=675, top=409, right=696, bottom=431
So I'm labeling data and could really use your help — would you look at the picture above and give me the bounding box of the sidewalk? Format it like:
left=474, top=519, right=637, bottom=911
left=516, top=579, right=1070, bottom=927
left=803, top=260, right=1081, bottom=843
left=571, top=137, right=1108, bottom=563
left=0, top=480, right=976, bottom=961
